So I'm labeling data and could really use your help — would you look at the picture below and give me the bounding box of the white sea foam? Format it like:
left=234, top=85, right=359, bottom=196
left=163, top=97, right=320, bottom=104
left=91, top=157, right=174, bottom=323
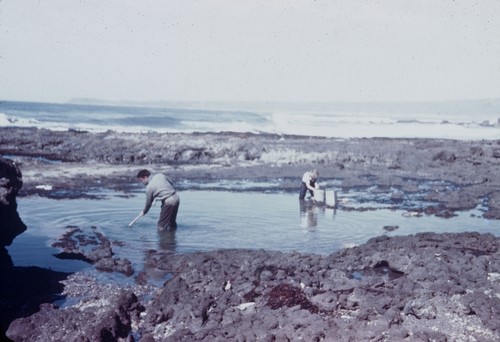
left=267, top=111, right=499, bottom=140
left=0, top=112, right=143, bottom=133
left=0, top=112, right=78, bottom=131
left=0, top=112, right=41, bottom=127
left=178, top=120, right=264, bottom=134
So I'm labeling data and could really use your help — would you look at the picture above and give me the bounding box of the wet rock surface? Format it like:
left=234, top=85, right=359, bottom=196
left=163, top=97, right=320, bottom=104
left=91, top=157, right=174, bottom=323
left=2, top=128, right=500, bottom=340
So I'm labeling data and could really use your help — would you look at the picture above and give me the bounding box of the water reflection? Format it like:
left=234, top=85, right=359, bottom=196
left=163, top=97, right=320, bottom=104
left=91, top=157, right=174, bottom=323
left=300, top=200, right=337, bottom=229
left=299, top=200, right=318, bottom=228
left=158, top=228, right=177, bottom=252
left=299, top=200, right=336, bottom=229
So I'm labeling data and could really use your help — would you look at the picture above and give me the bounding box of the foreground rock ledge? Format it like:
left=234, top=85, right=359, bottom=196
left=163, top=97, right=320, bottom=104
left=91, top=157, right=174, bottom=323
left=7, top=232, right=500, bottom=341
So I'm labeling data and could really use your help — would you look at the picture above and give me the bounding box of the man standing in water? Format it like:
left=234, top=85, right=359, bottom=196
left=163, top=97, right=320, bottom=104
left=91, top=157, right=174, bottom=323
left=299, top=169, right=319, bottom=200
left=133, top=169, right=180, bottom=231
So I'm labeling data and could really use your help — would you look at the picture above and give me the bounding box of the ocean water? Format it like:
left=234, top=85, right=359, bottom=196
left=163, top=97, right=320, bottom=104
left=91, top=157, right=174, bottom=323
left=1, top=99, right=499, bottom=139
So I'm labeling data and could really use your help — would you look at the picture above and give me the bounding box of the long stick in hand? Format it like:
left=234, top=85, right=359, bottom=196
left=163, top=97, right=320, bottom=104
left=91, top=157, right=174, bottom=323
left=128, top=213, right=143, bottom=226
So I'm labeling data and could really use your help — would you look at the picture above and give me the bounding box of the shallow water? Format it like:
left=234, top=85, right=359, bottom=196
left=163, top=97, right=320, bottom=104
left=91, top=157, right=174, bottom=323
left=7, top=190, right=500, bottom=275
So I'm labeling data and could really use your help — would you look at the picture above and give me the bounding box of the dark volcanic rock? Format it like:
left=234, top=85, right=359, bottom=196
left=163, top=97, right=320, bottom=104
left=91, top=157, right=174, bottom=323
left=5, top=232, right=500, bottom=341
left=0, top=157, right=26, bottom=246
left=133, top=232, right=500, bottom=341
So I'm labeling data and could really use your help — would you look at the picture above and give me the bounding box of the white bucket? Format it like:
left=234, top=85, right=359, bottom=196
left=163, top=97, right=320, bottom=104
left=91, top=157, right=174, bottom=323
left=313, top=189, right=325, bottom=203
left=325, top=190, right=337, bottom=208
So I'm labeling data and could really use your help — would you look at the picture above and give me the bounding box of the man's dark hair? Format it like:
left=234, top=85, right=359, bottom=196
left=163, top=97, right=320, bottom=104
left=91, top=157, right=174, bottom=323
left=137, top=169, right=151, bottom=179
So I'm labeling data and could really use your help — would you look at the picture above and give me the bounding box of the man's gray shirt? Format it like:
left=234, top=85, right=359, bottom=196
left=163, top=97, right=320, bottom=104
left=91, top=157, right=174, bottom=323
left=143, top=174, right=176, bottom=214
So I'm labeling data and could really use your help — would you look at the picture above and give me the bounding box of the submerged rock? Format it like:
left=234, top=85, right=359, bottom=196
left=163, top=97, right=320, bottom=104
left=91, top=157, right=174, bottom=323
left=52, top=225, right=134, bottom=277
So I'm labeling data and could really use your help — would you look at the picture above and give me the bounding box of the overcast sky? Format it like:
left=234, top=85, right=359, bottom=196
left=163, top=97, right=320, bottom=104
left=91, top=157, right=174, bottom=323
left=1, top=0, right=499, bottom=104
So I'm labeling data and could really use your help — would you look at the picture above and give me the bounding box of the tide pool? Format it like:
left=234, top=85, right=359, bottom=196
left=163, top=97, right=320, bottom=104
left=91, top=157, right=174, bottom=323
left=6, top=190, right=500, bottom=275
